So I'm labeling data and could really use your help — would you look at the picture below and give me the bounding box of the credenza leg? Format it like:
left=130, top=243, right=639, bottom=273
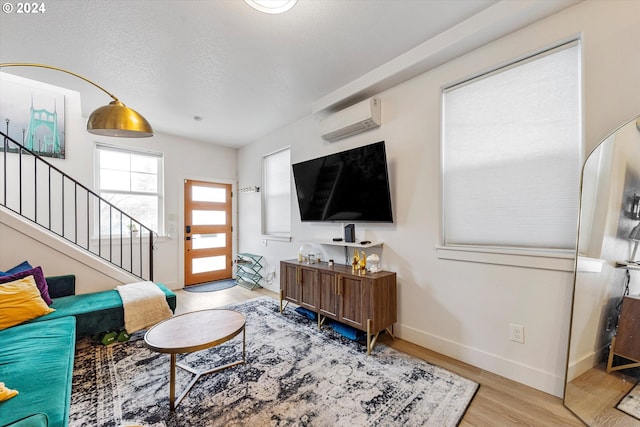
left=386, top=325, right=395, bottom=340
left=279, top=290, right=289, bottom=313
left=367, top=319, right=372, bottom=355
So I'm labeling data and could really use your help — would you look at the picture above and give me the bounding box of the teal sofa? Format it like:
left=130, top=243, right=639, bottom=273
left=0, top=276, right=176, bottom=427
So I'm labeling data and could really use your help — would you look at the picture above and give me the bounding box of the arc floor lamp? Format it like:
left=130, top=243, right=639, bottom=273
left=0, top=63, right=153, bottom=138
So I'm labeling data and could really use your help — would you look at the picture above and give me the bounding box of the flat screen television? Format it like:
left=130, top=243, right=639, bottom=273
left=292, top=141, right=393, bottom=222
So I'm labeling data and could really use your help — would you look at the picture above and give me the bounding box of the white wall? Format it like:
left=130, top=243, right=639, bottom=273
left=0, top=211, right=141, bottom=293
left=0, top=74, right=238, bottom=291
left=86, top=132, right=238, bottom=290
left=237, top=0, right=640, bottom=396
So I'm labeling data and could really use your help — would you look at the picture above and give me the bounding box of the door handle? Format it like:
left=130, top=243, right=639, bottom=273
left=186, top=225, right=191, bottom=233
left=186, top=236, right=191, bottom=241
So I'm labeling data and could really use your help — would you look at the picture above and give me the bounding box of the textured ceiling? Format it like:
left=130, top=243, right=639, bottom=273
left=0, top=0, right=573, bottom=147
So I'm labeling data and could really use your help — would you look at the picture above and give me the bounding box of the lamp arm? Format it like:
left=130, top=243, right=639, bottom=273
left=0, top=63, right=119, bottom=102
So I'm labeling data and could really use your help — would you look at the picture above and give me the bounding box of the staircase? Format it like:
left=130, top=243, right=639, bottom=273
left=0, top=131, right=154, bottom=280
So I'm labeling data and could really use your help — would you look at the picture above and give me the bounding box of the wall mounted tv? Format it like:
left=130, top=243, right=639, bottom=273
left=292, top=141, right=393, bottom=222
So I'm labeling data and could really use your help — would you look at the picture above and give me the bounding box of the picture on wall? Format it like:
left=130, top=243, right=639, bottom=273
left=0, top=75, right=66, bottom=159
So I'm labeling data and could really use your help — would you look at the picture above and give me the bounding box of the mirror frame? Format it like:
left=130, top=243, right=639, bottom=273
left=564, top=116, right=640, bottom=424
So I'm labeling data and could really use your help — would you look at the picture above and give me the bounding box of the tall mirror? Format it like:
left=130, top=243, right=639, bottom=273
left=565, top=116, right=640, bottom=425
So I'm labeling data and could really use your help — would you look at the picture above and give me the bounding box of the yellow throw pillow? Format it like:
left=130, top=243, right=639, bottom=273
left=0, top=382, right=18, bottom=401
left=0, top=275, right=55, bottom=330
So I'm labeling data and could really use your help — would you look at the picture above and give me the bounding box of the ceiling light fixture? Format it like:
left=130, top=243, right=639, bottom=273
left=243, top=0, right=297, bottom=14
left=0, top=63, right=153, bottom=138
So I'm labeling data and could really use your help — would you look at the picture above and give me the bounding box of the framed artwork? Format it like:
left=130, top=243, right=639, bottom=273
left=0, top=74, right=66, bottom=159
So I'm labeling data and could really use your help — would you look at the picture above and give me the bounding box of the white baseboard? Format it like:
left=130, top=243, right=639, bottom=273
left=566, top=345, right=608, bottom=382
left=161, top=281, right=181, bottom=290
left=395, top=323, right=565, bottom=397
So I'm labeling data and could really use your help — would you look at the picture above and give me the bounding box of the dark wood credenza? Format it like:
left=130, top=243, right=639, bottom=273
left=279, top=259, right=397, bottom=354
left=607, top=295, right=640, bottom=372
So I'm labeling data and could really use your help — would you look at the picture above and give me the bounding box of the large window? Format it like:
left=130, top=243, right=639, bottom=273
left=95, top=144, right=164, bottom=235
left=262, top=148, right=291, bottom=238
left=442, top=41, right=581, bottom=251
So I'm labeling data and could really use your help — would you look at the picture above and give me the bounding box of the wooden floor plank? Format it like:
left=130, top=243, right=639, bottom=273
left=566, top=366, right=639, bottom=426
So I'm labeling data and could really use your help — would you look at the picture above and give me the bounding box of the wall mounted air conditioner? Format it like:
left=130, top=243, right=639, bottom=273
left=319, top=98, right=381, bottom=142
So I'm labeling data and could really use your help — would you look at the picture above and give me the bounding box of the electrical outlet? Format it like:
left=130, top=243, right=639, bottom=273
left=260, top=239, right=268, bottom=247
left=509, top=323, right=525, bottom=344
left=606, top=317, right=614, bottom=332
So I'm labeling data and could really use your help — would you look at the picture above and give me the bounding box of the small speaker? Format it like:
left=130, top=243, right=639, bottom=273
left=344, top=224, right=355, bottom=243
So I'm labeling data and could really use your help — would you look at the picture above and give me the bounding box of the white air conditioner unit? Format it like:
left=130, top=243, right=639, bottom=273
left=320, top=98, right=381, bottom=142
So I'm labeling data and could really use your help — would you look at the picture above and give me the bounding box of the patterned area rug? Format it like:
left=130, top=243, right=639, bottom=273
left=617, top=382, right=640, bottom=420
left=69, top=297, right=478, bottom=426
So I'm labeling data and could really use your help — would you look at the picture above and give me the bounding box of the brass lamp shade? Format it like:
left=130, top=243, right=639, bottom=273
left=87, top=100, right=154, bottom=137
left=1, top=63, right=153, bottom=138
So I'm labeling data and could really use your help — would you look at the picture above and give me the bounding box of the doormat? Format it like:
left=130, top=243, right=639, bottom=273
left=183, top=279, right=237, bottom=293
left=617, top=382, right=640, bottom=420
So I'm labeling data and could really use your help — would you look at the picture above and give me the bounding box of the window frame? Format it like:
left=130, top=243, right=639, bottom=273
left=438, top=40, right=582, bottom=271
left=95, top=143, right=165, bottom=237
left=261, top=147, right=292, bottom=241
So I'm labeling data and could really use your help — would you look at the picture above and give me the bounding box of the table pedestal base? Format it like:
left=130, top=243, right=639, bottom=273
left=169, top=327, right=246, bottom=411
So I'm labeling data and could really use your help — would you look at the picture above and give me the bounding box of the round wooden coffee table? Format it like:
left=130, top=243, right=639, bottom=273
left=144, top=309, right=246, bottom=411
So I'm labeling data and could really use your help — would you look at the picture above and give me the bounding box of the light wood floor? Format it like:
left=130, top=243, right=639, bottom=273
left=565, top=366, right=640, bottom=426
left=175, top=286, right=584, bottom=426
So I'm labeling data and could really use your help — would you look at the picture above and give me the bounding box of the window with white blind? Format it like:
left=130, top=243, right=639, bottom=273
left=441, top=41, right=581, bottom=254
left=262, top=148, right=291, bottom=238
left=95, top=144, right=164, bottom=235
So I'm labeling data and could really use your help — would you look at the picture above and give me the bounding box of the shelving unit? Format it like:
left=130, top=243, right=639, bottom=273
left=235, top=253, right=263, bottom=290
left=313, top=240, right=383, bottom=265
left=606, top=261, right=639, bottom=372
left=315, top=240, right=383, bottom=249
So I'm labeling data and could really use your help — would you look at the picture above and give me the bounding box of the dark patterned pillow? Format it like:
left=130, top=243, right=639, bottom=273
left=0, top=260, right=32, bottom=277
left=0, top=266, right=53, bottom=305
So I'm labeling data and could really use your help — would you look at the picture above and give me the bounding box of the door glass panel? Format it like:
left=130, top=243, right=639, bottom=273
left=192, top=256, right=226, bottom=274
left=192, top=186, right=226, bottom=203
left=192, top=233, right=226, bottom=249
left=192, top=210, right=226, bottom=225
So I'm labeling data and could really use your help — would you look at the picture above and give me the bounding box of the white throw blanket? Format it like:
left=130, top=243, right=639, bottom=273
left=116, top=281, right=173, bottom=333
